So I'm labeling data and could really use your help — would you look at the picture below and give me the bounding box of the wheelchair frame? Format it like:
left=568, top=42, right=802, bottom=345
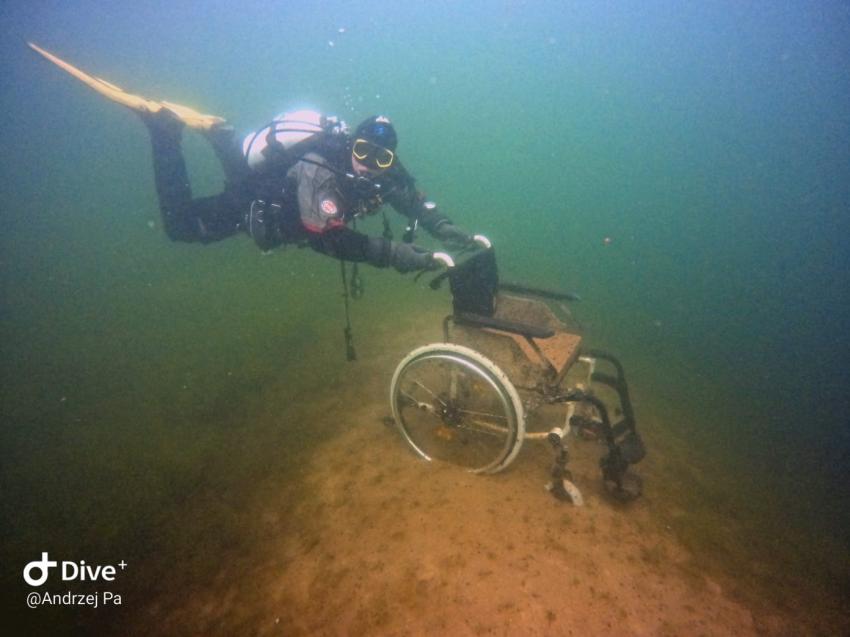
left=389, top=250, right=646, bottom=503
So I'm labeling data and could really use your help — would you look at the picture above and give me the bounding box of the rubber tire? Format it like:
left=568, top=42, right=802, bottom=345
left=390, top=343, right=525, bottom=474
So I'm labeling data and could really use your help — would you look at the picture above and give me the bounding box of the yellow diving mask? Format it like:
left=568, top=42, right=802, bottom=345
left=352, top=138, right=395, bottom=170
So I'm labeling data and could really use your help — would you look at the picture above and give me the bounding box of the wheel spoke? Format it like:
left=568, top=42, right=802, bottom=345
left=399, top=388, right=437, bottom=413
left=406, top=377, right=447, bottom=407
left=456, top=407, right=508, bottom=421
left=458, top=418, right=510, bottom=438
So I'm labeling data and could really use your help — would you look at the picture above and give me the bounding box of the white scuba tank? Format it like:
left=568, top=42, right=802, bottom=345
left=242, top=109, right=347, bottom=171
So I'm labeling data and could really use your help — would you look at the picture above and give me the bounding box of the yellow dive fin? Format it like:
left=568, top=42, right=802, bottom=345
left=27, top=42, right=226, bottom=131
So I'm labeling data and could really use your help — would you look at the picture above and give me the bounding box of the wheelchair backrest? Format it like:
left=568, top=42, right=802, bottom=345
left=448, top=249, right=499, bottom=317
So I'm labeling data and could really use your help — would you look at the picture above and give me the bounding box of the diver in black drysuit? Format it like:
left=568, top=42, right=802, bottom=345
left=143, top=108, right=478, bottom=272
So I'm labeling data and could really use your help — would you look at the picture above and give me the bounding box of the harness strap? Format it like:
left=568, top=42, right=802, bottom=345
left=339, top=260, right=357, bottom=362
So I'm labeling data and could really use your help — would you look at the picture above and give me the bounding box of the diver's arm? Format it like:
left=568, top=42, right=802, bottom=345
left=383, top=161, right=481, bottom=246
left=383, top=162, right=454, bottom=234
left=307, top=227, right=436, bottom=273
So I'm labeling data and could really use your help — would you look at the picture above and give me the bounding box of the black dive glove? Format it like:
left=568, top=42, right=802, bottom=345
left=390, top=242, right=436, bottom=273
left=434, top=222, right=472, bottom=248
left=364, top=236, right=455, bottom=273
left=435, top=223, right=493, bottom=251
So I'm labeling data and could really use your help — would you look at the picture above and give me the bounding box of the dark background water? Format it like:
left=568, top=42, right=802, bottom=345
left=2, top=0, right=849, bottom=630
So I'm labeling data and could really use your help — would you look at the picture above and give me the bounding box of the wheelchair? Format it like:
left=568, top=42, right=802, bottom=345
left=389, top=249, right=646, bottom=504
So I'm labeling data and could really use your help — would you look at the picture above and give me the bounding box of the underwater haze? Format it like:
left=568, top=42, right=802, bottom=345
left=2, top=1, right=849, bottom=634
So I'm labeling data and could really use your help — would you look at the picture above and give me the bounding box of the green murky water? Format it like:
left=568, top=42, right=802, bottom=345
left=2, top=2, right=848, bottom=633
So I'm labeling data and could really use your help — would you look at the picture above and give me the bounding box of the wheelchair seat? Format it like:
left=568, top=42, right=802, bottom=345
left=444, top=251, right=583, bottom=388
left=491, top=292, right=583, bottom=378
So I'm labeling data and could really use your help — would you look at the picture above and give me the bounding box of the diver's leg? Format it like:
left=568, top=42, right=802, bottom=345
left=143, top=111, right=244, bottom=243
left=202, top=125, right=251, bottom=187
left=195, top=125, right=253, bottom=242
left=187, top=193, right=243, bottom=243
left=143, top=109, right=199, bottom=242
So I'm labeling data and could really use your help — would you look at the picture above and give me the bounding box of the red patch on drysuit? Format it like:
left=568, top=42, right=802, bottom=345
left=320, top=199, right=339, bottom=216
left=303, top=218, right=345, bottom=233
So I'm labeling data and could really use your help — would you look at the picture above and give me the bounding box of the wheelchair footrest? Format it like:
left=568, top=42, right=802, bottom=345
left=546, top=479, right=584, bottom=505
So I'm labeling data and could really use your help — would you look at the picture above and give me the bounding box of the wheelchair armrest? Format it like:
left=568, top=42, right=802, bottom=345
left=454, top=312, right=555, bottom=339
left=499, top=282, right=582, bottom=302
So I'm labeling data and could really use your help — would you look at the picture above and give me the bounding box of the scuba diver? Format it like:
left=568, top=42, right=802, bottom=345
left=28, top=43, right=490, bottom=273
left=148, top=108, right=490, bottom=270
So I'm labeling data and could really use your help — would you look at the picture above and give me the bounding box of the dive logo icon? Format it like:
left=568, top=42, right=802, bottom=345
left=23, top=552, right=57, bottom=587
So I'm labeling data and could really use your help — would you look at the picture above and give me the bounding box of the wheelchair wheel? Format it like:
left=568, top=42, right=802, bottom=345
left=390, top=343, right=525, bottom=474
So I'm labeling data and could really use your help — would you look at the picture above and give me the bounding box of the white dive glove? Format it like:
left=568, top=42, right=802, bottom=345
left=431, top=252, right=455, bottom=268
left=472, top=234, right=492, bottom=249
